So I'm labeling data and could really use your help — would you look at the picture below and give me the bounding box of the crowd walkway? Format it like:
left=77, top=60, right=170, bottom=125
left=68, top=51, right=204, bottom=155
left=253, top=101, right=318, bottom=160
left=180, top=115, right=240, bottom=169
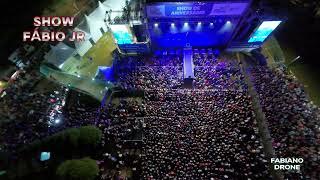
left=237, top=53, right=283, bottom=180
left=183, top=48, right=195, bottom=79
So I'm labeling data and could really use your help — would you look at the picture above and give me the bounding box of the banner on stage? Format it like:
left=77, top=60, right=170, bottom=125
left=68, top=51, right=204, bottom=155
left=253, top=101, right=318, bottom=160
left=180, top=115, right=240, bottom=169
left=147, top=2, right=249, bottom=18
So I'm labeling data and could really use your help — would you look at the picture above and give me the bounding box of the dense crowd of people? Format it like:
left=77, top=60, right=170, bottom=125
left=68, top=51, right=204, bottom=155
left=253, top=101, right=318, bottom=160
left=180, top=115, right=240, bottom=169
left=0, top=70, right=50, bottom=151
left=250, top=66, right=320, bottom=179
left=96, top=98, right=144, bottom=179
left=114, top=55, right=184, bottom=90
left=0, top=87, right=99, bottom=152
left=0, top=70, right=43, bottom=122
left=193, top=52, right=247, bottom=91
left=142, top=89, right=269, bottom=179
left=1, top=49, right=319, bottom=179
left=94, top=53, right=272, bottom=179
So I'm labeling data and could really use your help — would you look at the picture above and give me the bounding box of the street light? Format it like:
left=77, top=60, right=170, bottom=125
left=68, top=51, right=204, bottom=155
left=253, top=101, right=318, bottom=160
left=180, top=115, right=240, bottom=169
left=287, top=56, right=302, bottom=67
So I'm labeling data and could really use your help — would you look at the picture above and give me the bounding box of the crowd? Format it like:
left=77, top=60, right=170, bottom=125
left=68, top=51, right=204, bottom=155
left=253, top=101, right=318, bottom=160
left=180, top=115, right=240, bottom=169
left=193, top=52, right=247, bottom=91
left=96, top=98, right=145, bottom=179
left=115, top=55, right=184, bottom=90
left=193, top=51, right=217, bottom=66
left=250, top=66, right=320, bottom=179
left=0, top=70, right=43, bottom=122
left=2, top=50, right=319, bottom=179
left=94, top=53, right=271, bottom=179
left=0, top=89, right=99, bottom=152
left=142, top=89, right=269, bottom=179
left=0, top=70, right=52, bottom=151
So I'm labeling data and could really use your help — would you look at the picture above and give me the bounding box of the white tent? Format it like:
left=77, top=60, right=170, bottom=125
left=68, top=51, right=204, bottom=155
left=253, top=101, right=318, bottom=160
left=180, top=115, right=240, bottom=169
left=74, top=26, right=93, bottom=57
left=89, top=1, right=109, bottom=32
left=73, top=0, right=130, bottom=56
left=45, top=42, right=76, bottom=68
left=84, top=15, right=105, bottom=42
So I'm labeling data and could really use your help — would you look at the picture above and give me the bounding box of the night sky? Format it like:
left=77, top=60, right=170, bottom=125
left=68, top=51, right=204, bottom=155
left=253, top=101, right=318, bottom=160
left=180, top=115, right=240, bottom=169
left=0, top=0, right=55, bottom=65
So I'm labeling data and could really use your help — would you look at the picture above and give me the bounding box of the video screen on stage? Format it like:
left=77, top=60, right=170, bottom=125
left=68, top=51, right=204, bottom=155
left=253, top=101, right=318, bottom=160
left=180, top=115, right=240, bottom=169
left=248, top=21, right=282, bottom=43
left=110, top=25, right=134, bottom=44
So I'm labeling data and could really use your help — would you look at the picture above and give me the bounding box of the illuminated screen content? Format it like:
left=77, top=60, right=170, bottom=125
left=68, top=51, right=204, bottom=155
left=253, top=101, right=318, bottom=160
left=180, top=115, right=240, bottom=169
left=248, top=21, right=282, bottom=43
left=110, top=25, right=133, bottom=44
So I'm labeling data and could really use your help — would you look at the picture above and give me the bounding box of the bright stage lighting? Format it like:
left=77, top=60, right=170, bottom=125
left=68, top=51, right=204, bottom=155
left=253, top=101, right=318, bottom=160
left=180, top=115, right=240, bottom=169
left=182, top=22, right=190, bottom=32
left=196, top=22, right=202, bottom=31
left=154, top=23, right=159, bottom=27
left=55, top=119, right=60, bottom=124
left=210, top=22, right=214, bottom=25
left=170, top=23, right=177, bottom=33
left=219, top=21, right=233, bottom=33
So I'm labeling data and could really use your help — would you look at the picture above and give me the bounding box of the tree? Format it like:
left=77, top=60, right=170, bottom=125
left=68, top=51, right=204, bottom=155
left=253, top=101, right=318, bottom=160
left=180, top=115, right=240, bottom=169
left=15, top=160, right=29, bottom=178
left=65, top=128, right=80, bottom=148
left=56, top=158, right=99, bottom=180
left=79, top=126, right=102, bottom=147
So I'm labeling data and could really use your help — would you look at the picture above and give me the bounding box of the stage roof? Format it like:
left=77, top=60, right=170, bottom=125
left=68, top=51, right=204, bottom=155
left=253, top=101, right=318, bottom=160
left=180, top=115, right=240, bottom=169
left=45, top=42, right=76, bottom=68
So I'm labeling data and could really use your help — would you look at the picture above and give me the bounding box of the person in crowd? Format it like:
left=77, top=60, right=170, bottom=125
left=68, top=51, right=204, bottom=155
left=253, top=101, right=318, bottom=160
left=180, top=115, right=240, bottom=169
left=250, top=66, right=320, bottom=179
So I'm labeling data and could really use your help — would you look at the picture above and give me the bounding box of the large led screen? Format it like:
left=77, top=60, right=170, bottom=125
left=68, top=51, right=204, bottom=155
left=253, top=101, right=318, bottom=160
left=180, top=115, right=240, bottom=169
left=110, top=25, right=133, bottom=44
left=248, top=21, right=281, bottom=43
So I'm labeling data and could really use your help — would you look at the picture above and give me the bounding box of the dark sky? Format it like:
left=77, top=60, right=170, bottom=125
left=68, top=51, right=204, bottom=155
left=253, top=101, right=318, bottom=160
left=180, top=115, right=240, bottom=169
left=277, top=17, right=320, bottom=66
left=0, top=0, right=54, bottom=65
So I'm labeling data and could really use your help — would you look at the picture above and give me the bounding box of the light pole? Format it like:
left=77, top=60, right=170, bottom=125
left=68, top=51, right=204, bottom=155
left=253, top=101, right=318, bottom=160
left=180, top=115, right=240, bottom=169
left=287, top=56, right=302, bottom=67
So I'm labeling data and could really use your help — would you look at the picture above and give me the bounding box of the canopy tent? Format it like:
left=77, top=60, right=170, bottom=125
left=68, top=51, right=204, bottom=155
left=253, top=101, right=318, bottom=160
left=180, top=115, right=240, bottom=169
left=89, top=1, right=109, bottom=31
left=85, top=15, right=105, bottom=42
left=45, top=42, right=76, bottom=68
left=71, top=0, right=130, bottom=57
left=73, top=15, right=94, bottom=56
left=73, top=1, right=111, bottom=56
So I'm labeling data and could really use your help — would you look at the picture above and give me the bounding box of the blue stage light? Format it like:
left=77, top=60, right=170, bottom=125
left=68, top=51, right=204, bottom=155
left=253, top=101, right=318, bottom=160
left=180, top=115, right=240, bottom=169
left=210, top=23, right=214, bottom=26
left=182, top=22, right=190, bottom=32
left=154, top=23, right=159, bottom=27
left=170, top=23, right=178, bottom=33
left=196, top=22, right=202, bottom=31
left=219, top=21, right=233, bottom=33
